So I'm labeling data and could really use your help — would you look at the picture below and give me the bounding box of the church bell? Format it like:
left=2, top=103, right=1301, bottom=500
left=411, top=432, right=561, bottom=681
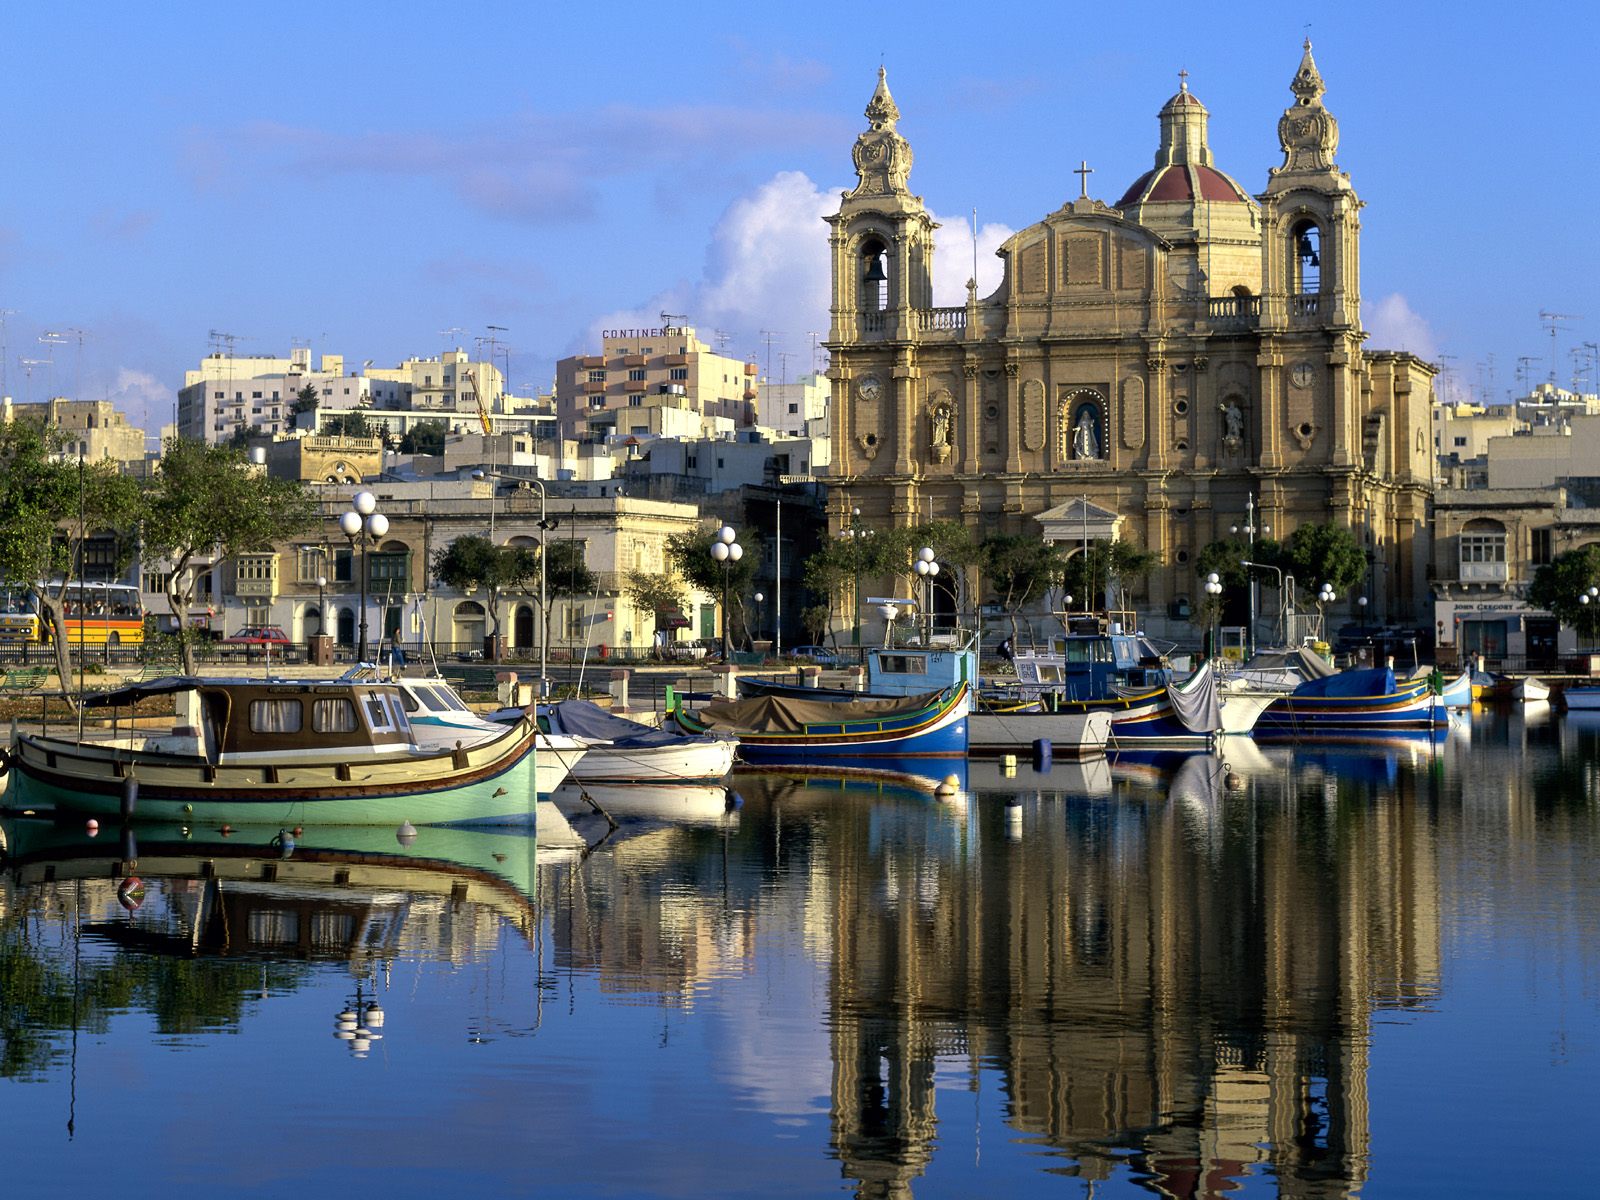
left=1297, top=235, right=1319, bottom=267
left=862, top=256, right=888, bottom=284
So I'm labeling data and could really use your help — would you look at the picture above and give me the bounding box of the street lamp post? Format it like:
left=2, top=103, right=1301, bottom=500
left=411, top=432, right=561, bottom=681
left=838, top=507, right=868, bottom=646
left=1230, top=495, right=1270, bottom=657
left=710, top=525, right=742, bottom=661
left=1205, top=572, right=1223, bottom=659
left=340, top=491, right=387, bottom=662
left=317, top=575, right=328, bottom=635
left=1317, top=581, right=1337, bottom=650
left=913, top=546, right=939, bottom=645
left=1580, top=586, right=1600, bottom=649
left=753, top=591, right=764, bottom=644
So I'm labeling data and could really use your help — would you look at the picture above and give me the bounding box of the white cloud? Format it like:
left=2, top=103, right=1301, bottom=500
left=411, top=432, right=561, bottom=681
left=105, top=368, right=172, bottom=439
left=1365, top=292, right=1438, bottom=360
left=584, top=172, right=1014, bottom=372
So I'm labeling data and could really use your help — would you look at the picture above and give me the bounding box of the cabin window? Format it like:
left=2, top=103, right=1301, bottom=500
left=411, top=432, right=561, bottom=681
left=878, top=654, right=927, bottom=675
left=399, top=688, right=422, bottom=713
left=249, top=699, right=303, bottom=734
left=313, top=698, right=359, bottom=733
left=364, top=695, right=395, bottom=732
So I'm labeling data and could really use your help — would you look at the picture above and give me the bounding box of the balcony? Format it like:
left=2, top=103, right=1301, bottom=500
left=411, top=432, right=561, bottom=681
left=1459, top=561, right=1509, bottom=584
left=1207, top=295, right=1260, bottom=327
left=582, top=380, right=606, bottom=394
left=1290, top=294, right=1322, bottom=318
left=917, top=307, right=967, bottom=335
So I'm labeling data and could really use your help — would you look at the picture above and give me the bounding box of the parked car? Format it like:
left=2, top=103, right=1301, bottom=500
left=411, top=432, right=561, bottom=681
left=222, top=625, right=292, bottom=647
left=789, top=645, right=839, bottom=666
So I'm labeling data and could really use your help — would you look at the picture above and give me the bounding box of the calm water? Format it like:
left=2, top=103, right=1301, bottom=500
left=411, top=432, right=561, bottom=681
left=2, top=709, right=1596, bottom=1198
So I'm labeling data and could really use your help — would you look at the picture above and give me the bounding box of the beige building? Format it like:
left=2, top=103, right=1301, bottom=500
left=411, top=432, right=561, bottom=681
left=1, top=397, right=147, bottom=466
left=825, top=50, right=1435, bottom=638
left=554, top=324, right=756, bottom=442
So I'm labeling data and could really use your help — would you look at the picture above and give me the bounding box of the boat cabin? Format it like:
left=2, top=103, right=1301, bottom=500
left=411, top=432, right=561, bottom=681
left=86, top=677, right=417, bottom=760
left=1014, top=614, right=1171, bottom=698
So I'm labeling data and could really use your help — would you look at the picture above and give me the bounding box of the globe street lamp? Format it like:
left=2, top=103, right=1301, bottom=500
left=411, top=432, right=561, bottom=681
left=753, top=591, right=765, bottom=644
left=317, top=575, right=328, bottom=636
left=1205, top=571, right=1223, bottom=659
left=711, top=525, right=742, bottom=661
left=913, top=546, right=939, bottom=644
left=342, top=490, right=386, bottom=661
left=1317, top=581, right=1337, bottom=649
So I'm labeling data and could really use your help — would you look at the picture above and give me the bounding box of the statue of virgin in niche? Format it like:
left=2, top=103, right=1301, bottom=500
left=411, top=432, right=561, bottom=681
left=1072, top=405, right=1100, bottom=460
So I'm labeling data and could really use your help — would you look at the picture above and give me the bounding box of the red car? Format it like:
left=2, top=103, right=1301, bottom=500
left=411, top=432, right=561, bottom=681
left=222, top=625, right=292, bottom=647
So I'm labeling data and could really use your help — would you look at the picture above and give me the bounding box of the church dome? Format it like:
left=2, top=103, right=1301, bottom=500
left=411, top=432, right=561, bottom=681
left=1115, top=80, right=1254, bottom=210
left=1117, top=162, right=1252, bottom=207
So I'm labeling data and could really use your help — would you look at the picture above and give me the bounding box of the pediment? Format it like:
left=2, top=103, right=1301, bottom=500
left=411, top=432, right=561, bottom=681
left=1035, top=498, right=1123, bottom=544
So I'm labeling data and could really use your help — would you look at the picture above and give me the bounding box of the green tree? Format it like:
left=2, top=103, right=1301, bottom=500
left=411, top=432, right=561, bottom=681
left=539, top=538, right=596, bottom=658
left=1279, top=522, right=1366, bottom=603
left=398, top=419, right=448, bottom=456
left=1062, top=539, right=1160, bottom=612
left=980, top=533, right=1065, bottom=640
left=1529, top=545, right=1600, bottom=639
left=666, top=527, right=765, bottom=648
left=625, top=570, right=687, bottom=656
left=432, top=535, right=538, bottom=649
left=322, top=410, right=373, bottom=439
left=141, top=438, right=317, bottom=673
left=290, top=384, right=320, bottom=417
left=799, top=518, right=978, bottom=645
left=0, top=421, right=142, bottom=696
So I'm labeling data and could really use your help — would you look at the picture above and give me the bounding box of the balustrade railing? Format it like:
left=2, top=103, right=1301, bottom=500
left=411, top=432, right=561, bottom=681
left=1290, top=294, right=1322, bottom=317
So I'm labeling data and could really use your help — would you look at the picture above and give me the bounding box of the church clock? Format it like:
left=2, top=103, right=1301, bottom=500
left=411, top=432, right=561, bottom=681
left=858, top=375, right=883, bottom=402
left=1290, top=361, right=1315, bottom=389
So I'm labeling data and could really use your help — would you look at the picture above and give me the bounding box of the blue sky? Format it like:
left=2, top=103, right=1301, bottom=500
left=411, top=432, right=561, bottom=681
left=1, top=0, right=1594, bottom=433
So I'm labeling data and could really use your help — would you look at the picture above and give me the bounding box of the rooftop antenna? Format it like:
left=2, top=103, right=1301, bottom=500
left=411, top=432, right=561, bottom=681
left=806, top=330, right=822, bottom=374
left=439, top=327, right=466, bottom=355
left=712, top=329, right=733, bottom=353
left=1517, top=355, right=1539, bottom=396
left=659, top=311, right=688, bottom=334
left=43, top=328, right=89, bottom=401
left=19, top=357, right=50, bottom=403
left=1540, top=310, right=1581, bottom=383
left=1435, top=353, right=1456, bottom=404
left=758, top=329, right=782, bottom=381
left=778, top=350, right=796, bottom=387
left=207, top=329, right=247, bottom=358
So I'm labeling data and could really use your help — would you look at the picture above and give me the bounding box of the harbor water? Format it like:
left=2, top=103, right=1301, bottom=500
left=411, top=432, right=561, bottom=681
left=1, top=706, right=1595, bottom=1197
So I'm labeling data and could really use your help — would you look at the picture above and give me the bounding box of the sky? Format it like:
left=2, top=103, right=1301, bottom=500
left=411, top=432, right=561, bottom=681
left=0, top=0, right=1595, bottom=435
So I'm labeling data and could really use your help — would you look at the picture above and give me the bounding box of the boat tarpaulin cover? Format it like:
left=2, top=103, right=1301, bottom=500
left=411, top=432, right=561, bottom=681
left=695, top=689, right=943, bottom=733
left=545, top=700, right=705, bottom=747
left=1167, top=661, right=1222, bottom=733
left=1291, top=667, right=1399, bottom=698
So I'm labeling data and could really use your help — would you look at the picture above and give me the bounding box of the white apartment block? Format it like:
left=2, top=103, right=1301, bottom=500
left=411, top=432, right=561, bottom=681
left=756, top=372, right=828, bottom=436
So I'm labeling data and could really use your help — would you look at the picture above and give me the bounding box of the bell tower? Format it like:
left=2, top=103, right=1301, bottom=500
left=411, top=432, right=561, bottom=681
left=826, top=68, right=938, bottom=344
left=826, top=68, right=940, bottom=481
left=1259, top=40, right=1361, bottom=328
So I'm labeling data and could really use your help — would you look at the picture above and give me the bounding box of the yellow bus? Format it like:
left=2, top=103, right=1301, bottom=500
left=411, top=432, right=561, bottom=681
left=0, top=581, right=145, bottom=648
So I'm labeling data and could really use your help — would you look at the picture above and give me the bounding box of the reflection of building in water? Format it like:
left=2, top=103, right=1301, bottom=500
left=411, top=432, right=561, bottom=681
left=543, top=826, right=756, bottom=1004
left=747, top=760, right=1442, bottom=1200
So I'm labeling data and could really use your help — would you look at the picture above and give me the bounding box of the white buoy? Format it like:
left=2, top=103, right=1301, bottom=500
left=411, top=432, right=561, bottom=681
left=935, top=774, right=960, bottom=796
left=1005, top=800, right=1023, bottom=841
left=85, top=818, right=99, bottom=836
left=396, top=820, right=417, bottom=847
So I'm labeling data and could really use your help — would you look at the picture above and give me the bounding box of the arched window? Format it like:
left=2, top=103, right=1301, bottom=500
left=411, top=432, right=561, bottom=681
left=1291, top=220, right=1321, bottom=294
left=514, top=603, right=535, bottom=648
left=860, top=238, right=888, bottom=312
left=336, top=606, right=356, bottom=647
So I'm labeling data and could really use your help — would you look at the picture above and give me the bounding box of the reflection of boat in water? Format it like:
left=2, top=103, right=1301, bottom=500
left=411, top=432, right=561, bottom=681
left=551, top=780, right=735, bottom=827
left=963, top=755, right=1113, bottom=800
left=0, top=816, right=544, bottom=943
left=7, top=676, right=553, bottom=827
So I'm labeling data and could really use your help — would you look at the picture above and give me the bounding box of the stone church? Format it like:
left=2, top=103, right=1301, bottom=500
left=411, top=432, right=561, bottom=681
left=824, top=45, right=1434, bottom=637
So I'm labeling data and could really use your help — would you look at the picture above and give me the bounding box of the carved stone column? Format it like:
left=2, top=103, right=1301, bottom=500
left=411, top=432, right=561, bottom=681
left=960, top=361, right=980, bottom=474
left=1003, top=361, right=1023, bottom=473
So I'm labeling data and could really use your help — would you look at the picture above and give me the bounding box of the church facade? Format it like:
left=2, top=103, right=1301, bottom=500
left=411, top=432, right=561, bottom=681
left=824, top=46, right=1434, bottom=638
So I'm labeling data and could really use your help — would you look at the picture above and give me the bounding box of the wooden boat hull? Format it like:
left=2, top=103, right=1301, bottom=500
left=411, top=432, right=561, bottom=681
left=8, top=718, right=549, bottom=827
left=1513, top=678, right=1551, bottom=703
left=1255, top=678, right=1445, bottom=737
left=671, top=683, right=970, bottom=764
left=966, top=708, right=1112, bottom=757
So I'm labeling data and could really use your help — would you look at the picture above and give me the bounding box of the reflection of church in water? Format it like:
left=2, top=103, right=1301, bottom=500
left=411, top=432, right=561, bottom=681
left=825, top=46, right=1434, bottom=631
left=809, top=761, right=1442, bottom=1200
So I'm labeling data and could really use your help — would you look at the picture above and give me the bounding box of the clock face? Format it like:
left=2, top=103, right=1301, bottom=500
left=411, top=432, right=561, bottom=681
left=858, top=375, right=883, bottom=402
left=1290, top=362, right=1315, bottom=389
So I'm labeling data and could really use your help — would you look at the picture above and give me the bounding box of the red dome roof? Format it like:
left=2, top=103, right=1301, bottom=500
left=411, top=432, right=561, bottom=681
left=1116, top=163, right=1250, bottom=208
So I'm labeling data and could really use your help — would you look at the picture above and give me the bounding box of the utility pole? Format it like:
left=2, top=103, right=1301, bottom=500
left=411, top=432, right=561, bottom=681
left=758, top=330, right=782, bottom=382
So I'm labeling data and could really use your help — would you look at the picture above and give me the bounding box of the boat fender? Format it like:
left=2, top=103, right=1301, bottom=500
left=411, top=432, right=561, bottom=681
left=273, top=828, right=296, bottom=859
left=1005, top=798, right=1024, bottom=841
left=1032, top=738, right=1053, bottom=770
left=85, top=818, right=100, bottom=837
left=119, top=825, right=138, bottom=863
left=120, top=775, right=138, bottom=820
left=725, top=790, right=744, bottom=811
left=117, top=875, right=145, bottom=912
left=396, top=820, right=418, bottom=847
left=935, top=774, right=960, bottom=797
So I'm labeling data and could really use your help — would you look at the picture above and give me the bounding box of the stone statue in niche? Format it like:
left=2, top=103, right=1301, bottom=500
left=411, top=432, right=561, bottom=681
left=1221, top=400, right=1244, bottom=451
left=928, top=402, right=953, bottom=463
left=1073, top=406, right=1101, bottom=460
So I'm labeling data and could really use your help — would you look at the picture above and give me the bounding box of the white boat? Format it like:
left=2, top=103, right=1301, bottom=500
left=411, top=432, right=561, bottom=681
left=384, top=674, right=588, bottom=797
left=537, top=700, right=737, bottom=784
left=1513, top=677, right=1551, bottom=703
left=1216, top=678, right=1280, bottom=734
left=967, top=705, right=1112, bottom=757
